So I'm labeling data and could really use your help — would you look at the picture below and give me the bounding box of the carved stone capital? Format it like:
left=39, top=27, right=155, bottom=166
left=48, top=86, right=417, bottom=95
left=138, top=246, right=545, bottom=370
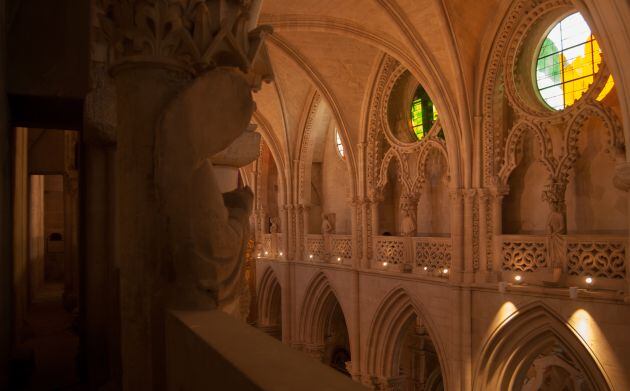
left=98, top=0, right=273, bottom=88
left=463, top=188, right=477, bottom=201
left=448, top=188, right=463, bottom=201
left=489, top=184, right=510, bottom=198
left=477, top=188, right=490, bottom=202
left=613, top=162, right=630, bottom=192
left=84, top=63, right=117, bottom=145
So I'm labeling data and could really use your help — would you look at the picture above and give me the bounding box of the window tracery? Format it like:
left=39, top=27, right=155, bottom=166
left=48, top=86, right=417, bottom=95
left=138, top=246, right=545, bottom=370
left=535, top=12, right=614, bottom=110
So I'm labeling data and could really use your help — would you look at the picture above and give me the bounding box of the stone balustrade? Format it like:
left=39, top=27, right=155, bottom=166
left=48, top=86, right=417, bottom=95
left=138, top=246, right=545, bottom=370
left=306, top=234, right=325, bottom=260
left=260, top=233, right=284, bottom=258
left=499, top=234, right=627, bottom=287
left=373, top=236, right=452, bottom=277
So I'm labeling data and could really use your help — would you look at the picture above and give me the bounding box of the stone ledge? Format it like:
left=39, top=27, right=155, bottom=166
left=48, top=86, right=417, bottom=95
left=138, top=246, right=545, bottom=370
left=166, top=310, right=366, bottom=391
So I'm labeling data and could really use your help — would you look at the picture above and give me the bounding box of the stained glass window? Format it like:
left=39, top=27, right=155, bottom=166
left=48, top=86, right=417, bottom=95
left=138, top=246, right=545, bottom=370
left=536, top=12, right=614, bottom=110
left=335, top=129, right=345, bottom=159
left=410, top=85, right=438, bottom=140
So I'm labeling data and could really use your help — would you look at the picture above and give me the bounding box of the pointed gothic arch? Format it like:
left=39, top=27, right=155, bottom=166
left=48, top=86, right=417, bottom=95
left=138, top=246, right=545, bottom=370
left=257, top=267, right=282, bottom=340
left=297, top=272, right=351, bottom=372
left=473, top=302, right=612, bottom=391
left=364, top=287, right=448, bottom=390
left=298, top=272, right=347, bottom=344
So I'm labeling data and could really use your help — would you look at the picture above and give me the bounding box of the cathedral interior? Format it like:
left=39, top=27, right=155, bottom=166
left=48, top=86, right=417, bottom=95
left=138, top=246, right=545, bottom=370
left=2, top=0, right=630, bottom=390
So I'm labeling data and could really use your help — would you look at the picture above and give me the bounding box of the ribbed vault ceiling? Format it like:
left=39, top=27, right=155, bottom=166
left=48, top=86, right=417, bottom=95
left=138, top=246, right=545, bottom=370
left=253, top=0, right=505, bottom=183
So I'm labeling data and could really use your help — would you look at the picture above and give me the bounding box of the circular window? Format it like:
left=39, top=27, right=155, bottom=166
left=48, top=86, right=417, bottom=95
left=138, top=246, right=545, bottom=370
left=535, top=12, right=613, bottom=110
left=334, top=128, right=345, bottom=159
left=385, top=70, right=438, bottom=144
left=410, top=85, right=438, bottom=140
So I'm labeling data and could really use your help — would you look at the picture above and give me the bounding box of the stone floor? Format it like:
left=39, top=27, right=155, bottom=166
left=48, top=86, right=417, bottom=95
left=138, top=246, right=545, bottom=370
left=16, top=283, right=83, bottom=391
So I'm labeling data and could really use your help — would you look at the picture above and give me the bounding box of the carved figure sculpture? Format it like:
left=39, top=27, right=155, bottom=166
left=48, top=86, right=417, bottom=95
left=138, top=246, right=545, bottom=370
left=547, top=210, right=566, bottom=266
left=400, top=208, right=416, bottom=237
left=321, top=213, right=336, bottom=235
left=543, top=183, right=567, bottom=283
left=269, top=216, right=280, bottom=233
left=156, top=69, right=256, bottom=314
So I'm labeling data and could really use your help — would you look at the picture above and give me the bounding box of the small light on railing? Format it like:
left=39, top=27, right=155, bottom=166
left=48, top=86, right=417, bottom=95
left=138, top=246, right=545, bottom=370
left=337, top=257, right=341, bottom=262
left=514, top=275, right=522, bottom=284
left=423, top=266, right=428, bottom=271
left=309, top=254, right=314, bottom=260
left=442, top=268, right=449, bottom=275
left=264, top=251, right=269, bottom=256
left=382, top=261, right=388, bottom=267
left=585, top=276, right=593, bottom=288
left=279, top=252, right=283, bottom=257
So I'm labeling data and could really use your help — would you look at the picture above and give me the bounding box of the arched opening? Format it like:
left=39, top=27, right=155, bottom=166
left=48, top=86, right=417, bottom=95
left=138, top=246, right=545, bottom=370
left=257, top=268, right=282, bottom=340
left=416, top=148, right=450, bottom=236
left=366, top=289, right=446, bottom=390
left=298, top=273, right=351, bottom=376
left=301, top=101, right=352, bottom=235
left=259, top=142, right=281, bottom=234
left=474, top=303, right=611, bottom=391
left=503, top=130, right=551, bottom=234
left=322, top=301, right=351, bottom=376
left=565, top=112, right=627, bottom=235
left=397, top=315, right=444, bottom=390
left=378, top=158, right=404, bottom=235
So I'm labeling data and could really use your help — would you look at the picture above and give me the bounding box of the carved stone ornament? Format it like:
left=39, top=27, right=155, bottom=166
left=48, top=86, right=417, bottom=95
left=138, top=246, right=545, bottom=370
left=98, top=0, right=273, bottom=86
left=155, top=68, right=255, bottom=313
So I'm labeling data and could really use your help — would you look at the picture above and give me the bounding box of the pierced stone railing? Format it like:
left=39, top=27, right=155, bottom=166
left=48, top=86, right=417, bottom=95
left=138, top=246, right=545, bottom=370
left=331, top=235, right=352, bottom=262
left=565, top=235, right=626, bottom=279
left=413, top=237, right=452, bottom=272
left=261, top=233, right=283, bottom=258
left=374, top=236, right=407, bottom=266
left=500, top=235, right=549, bottom=272
left=499, top=234, right=627, bottom=280
left=373, top=236, right=452, bottom=277
left=262, top=234, right=272, bottom=255
left=306, top=234, right=324, bottom=259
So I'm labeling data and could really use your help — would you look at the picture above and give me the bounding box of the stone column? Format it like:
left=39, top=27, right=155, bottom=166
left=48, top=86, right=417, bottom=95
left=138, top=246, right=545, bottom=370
left=12, top=127, right=28, bottom=343
left=350, top=198, right=360, bottom=268
left=295, top=204, right=304, bottom=259
left=115, top=64, right=191, bottom=391
left=477, top=190, right=490, bottom=282
left=349, top=270, right=361, bottom=381
left=490, top=186, right=509, bottom=279
left=281, top=204, right=290, bottom=259
left=302, top=204, right=311, bottom=260
left=361, top=200, right=370, bottom=268
left=613, top=162, right=630, bottom=301
left=99, top=2, right=271, bottom=387
left=29, top=175, right=45, bottom=300
left=0, top=3, right=9, bottom=385
left=462, top=189, right=476, bottom=283
left=449, top=189, right=464, bottom=282
left=82, top=59, right=119, bottom=388
left=369, top=198, right=380, bottom=266
left=63, top=169, right=79, bottom=310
